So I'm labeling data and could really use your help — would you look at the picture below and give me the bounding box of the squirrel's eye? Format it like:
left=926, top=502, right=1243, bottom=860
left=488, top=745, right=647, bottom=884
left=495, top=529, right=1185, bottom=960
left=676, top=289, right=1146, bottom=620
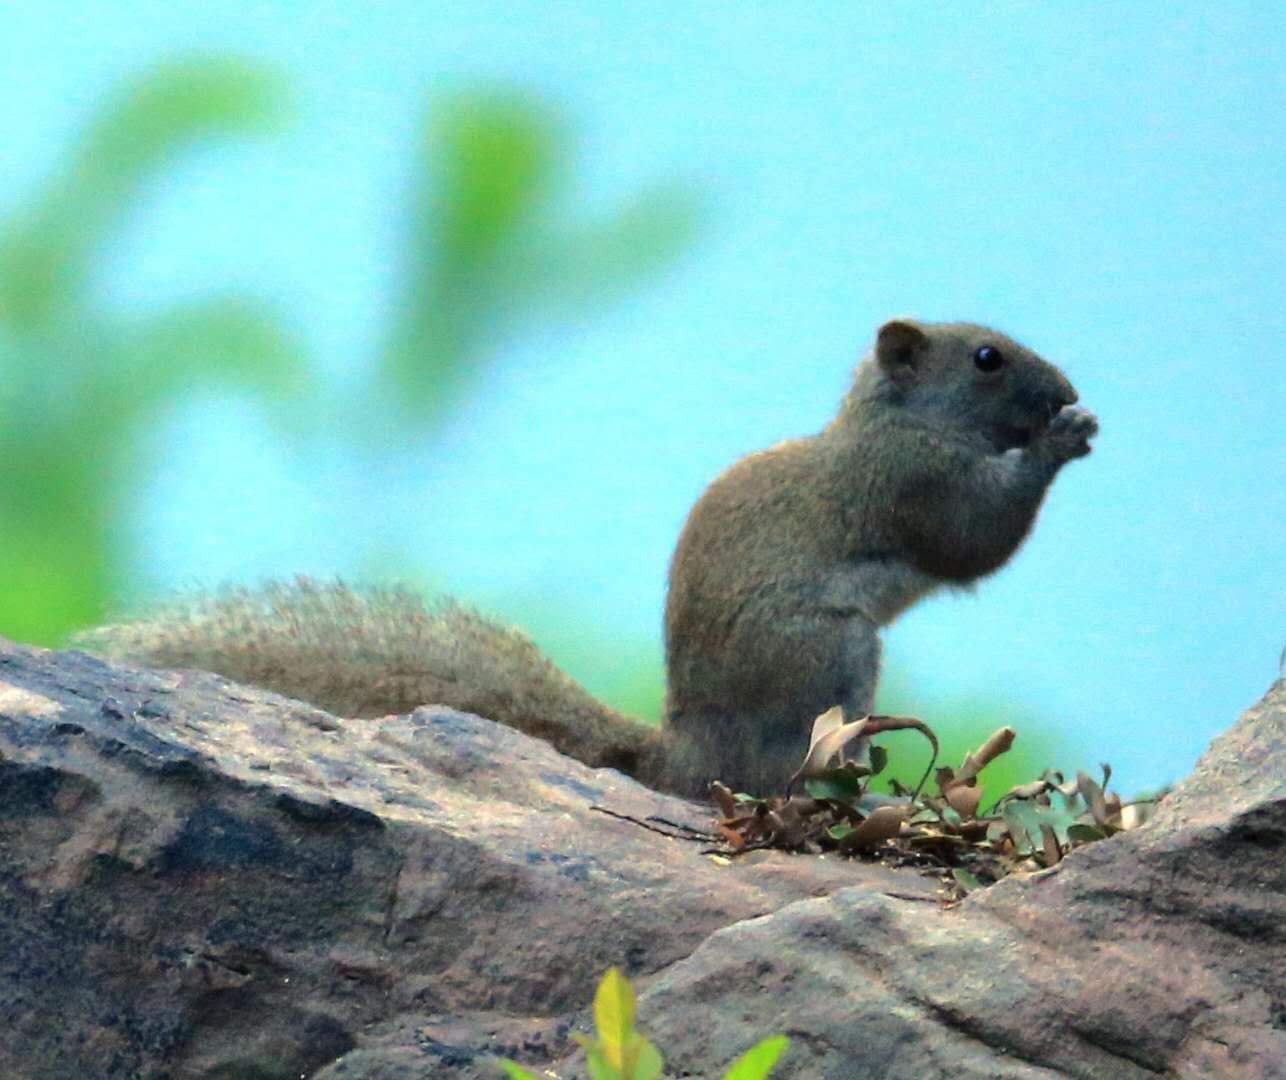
left=973, top=345, right=1004, bottom=373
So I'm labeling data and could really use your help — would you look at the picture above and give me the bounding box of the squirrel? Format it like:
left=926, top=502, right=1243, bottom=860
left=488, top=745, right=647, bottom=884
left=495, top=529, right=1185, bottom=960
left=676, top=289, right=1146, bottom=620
left=79, top=319, right=1097, bottom=799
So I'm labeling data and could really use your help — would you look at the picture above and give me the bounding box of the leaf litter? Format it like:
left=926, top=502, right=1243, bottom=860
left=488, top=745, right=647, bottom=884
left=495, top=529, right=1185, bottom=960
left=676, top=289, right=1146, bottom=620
left=705, top=706, right=1162, bottom=901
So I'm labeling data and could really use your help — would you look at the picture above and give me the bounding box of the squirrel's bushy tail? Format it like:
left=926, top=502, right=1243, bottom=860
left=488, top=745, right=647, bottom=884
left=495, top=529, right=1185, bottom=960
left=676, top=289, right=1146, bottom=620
left=77, top=577, right=666, bottom=781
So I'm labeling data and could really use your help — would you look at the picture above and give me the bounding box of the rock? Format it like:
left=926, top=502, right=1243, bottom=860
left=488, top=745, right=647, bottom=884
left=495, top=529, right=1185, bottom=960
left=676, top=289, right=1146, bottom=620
left=0, top=639, right=912, bottom=1079
left=623, top=681, right=1286, bottom=1080
left=0, top=638, right=1280, bottom=1078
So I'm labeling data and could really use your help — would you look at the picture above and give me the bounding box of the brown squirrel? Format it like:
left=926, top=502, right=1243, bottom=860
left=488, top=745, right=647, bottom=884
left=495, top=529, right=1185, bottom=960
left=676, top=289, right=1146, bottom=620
left=80, top=319, right=1097, bottom=798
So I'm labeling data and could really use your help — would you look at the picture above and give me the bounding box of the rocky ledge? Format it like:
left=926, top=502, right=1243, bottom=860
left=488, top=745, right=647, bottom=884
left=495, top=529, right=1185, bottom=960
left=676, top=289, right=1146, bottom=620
left=0, top=639, right=1281, bottom=1078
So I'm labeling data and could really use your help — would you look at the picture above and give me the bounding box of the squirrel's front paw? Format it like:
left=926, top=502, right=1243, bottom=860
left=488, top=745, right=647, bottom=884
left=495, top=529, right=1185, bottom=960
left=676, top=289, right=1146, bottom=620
left=1040, top=405, right=1099, bottom=462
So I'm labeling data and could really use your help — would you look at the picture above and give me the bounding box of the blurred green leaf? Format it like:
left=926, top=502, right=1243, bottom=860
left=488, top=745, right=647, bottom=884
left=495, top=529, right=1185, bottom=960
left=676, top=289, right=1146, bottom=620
left=583, top=1043, right=615, bottom=1080
left=0, top=58, right=296, bottom=646
left=381, top=89, right=700, bottom=431
left=0, top=510, right=114, bottom=643
left=0, top=57, right=288, bottom=332
left=94, top=295, right=307, bottom=431
left=383, top=91, right=561, bottom=422
left=723, top=1035, right=789, bottom=1080
left=3, top=60, right=700, bottom=654
left=593, top=966, right=636, bottom=1064
left=497, top=1062, right=542, bottom=1080
left=432, top=90, right=560, bottom=273
left=523, top=184, right=703, bottom=311
left=632, top=1038, right=664, bottom=1080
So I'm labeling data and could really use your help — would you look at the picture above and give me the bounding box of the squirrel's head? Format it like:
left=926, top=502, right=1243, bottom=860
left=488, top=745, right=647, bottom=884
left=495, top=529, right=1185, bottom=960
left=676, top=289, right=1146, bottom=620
left=866, top=319, right=1078, bottom=451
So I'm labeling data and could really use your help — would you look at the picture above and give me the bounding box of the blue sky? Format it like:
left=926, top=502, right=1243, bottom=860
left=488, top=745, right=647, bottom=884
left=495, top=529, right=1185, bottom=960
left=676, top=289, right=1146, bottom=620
left=5, top=3, right=1283, bottom=792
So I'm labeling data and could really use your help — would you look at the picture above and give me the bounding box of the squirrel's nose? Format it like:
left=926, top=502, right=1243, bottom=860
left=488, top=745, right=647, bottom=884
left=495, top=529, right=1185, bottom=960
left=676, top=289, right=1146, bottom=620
left=1054, top=374, right=1078, bottom=407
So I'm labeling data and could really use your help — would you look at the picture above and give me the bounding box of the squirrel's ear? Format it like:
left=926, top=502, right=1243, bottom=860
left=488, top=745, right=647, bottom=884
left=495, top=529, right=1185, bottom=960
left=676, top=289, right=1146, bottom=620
left=875, top=319, right=929, bottom=378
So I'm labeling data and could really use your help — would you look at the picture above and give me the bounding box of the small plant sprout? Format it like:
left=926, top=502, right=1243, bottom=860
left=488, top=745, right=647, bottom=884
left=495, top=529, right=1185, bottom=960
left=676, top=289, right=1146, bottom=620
left=499, top=967, right=788, bottom=1079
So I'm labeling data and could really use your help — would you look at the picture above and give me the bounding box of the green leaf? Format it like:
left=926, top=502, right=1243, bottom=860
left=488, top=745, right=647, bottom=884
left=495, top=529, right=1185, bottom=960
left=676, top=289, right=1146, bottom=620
left=633, top=1036, right=665, bottom=1080
left=1002, top=801, right=1041, bottom=855
left=723, top=1035, right=790, bottom=1080
left=868, top=744, right=889, bottom=777
left=498, top=1061, right=543, bottom=1079
left=804, top=762, right=870, bottom=802
left=594, top=967, right=636, bottom=1068
left=584, top=1043, right=620, bottom=1080
left=1067, top=823, right=1108, bottom=845
left=952, top=868, right=984, bottom=894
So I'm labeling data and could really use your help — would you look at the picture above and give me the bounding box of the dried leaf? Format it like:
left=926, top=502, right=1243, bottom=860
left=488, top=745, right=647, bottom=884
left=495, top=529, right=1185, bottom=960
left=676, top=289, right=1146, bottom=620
left=1039, top=823, right=1063, bottom=867
left=840, top=805, right=906, bottom=851
left=710, top=781, right=738, bottom=818
left=861, top=714, right=940, bottom=757
left=906, top=830, right=968, bottom=850
left=1119, top=800, right=1157, bottom=829
left=850, top=714, right=940, bottom=797
left=764, top=809, right=791, bottom=843
left=807, top=706, right=845, bottom=753
left=716, top=823, right=747, bottom=850
left=944, top=783, right=983, bottom=818
left=791, top=716, right=873, bottom=781
left=701, top=706, right=1139, bottom=902
left=1076, top=771, right=1111, bottom=826
left=1104, top=791, right=1123, bottom=823
left=956, top=727, right=1017, bottom=784
left=996, top=779, right=1054, bottom=804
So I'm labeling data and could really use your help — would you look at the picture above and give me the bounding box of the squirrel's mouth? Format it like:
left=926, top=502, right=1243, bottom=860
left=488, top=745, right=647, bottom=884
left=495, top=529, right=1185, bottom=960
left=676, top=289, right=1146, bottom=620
left=993, top=401, right=1065, bottom=452
left=993, top=423, right=1035, bottom=451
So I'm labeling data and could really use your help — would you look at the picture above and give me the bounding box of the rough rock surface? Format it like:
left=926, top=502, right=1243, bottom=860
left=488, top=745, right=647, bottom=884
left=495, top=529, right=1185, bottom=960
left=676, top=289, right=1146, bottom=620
left=632, top=683, right=1286, bottom=1078
left=0, top=637, right=1281, bottom=1078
